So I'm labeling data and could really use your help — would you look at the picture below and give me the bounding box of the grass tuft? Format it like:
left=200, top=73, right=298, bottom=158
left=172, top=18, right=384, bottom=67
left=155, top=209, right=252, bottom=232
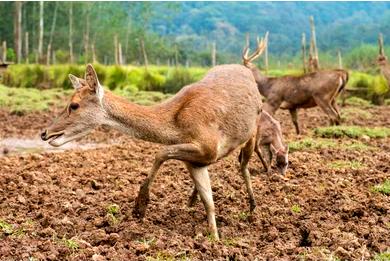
left=328, top=160, right=365, bottom=170
left=314, top=126, right=390, bottom=139
left=372, top=180, right=390, bottom=196
left=372, top=251, right=390, bottom=261
left=0, top=219, right=13, bottom=235
left=291, top=204, right=301, bottom=213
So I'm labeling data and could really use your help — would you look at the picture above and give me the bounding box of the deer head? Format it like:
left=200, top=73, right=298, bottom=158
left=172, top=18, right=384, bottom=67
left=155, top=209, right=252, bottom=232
left=41, top=64, right=106, bottom=147
left=242, top=32, right=268, bottom=68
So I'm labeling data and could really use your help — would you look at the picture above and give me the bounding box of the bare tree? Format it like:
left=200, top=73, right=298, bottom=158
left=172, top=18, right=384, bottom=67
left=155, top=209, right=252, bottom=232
left=140, top=38, right=149, bottom=70
left=211, top=41, right=216, bottom=67
left=69, top=2, right=74, bottom=63
left=301, top=33, right=307, bottom=73
left=14, top=2, right=22, bottom=63
left=114, top=34, right=119, bottom=64
left=337, top=50, right=343, bottom=69
left=47, top=2, right=58, bottom=65
left=84, top=4, right=91, bottom=63
left=25, top=32, right=29, bottom=64
left=38, top=1, right=44, bottom=62
left=1, top=41, right=6, bottom=63
left=308, top=16, right=319, bottom=72
left=264, top=33, right=269, bottom=74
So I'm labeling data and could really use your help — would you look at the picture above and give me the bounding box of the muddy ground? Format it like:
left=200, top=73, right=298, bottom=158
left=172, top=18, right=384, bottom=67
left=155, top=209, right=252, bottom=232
left=0, top=105, right=389, bottom=261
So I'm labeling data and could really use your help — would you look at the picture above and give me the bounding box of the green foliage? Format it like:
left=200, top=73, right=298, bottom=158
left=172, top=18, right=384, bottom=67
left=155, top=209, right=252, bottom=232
left=289, top=138, right=337, bottom=153
left=6, top=48, right=15, bottom=62
left=328, top=160, right=365, bottom=170
left=163, top=67, right=196, bottom=93
left=372, top=251, right=390, bottom=261
left=291, top=204, right=301, bottom=213
left=344, top=97, right=372, bottom=107
left=371, top=75, right=389, bottom=95
left=0, top=219, right=13, bottom=235
left=1, top=64, right=207, bottom=94
left=344, top=44, right=378, bottom=70
left=314, top=126, right=390, bottom=139
left=372, top=180, right=390, bottom=196
left=106, top=204, right=120, bottom=216
left=62, top=238, right=79, bottom=251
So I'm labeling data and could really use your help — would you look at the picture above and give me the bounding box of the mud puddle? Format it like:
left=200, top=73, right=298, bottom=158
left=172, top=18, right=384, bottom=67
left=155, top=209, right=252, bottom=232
left=0, top=137, right=110, bottom=156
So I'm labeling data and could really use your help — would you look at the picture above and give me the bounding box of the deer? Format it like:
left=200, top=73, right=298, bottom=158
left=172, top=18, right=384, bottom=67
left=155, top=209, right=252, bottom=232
left=40, top=62, right=264, bottom=240
left=242, top=34, right=349, bottom=134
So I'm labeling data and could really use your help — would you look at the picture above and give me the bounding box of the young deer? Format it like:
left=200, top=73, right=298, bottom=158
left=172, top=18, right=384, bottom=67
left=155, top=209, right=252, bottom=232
left=242, top=35, right=349, bottom=134
left=41, top=63, right=263, bottom=240
left=254, top=110, right=288, bottom=175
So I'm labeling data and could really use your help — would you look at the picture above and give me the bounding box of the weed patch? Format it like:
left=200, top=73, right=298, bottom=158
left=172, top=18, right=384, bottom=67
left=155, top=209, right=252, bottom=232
left=372, top=180, right=390, bottom=195
left=328, top=160, right=365, bottom=170
left=314, top=126, right=390, bottom=139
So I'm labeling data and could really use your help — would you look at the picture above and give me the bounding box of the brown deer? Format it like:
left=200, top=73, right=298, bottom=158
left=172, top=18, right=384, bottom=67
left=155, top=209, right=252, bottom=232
left=253, top=110, right=288, bottom=175
left=242, top=35, right=349, bottom=134
left=41, top=63, right=263, bottom=240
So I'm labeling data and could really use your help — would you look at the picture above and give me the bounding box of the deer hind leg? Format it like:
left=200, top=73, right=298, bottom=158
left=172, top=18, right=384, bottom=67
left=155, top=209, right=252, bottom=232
left=133, top=143, right=215, bottom=218
left=188, top=186, right=198, bottom=207
left=239, top=137, right=256, bottom=212
left=289, top=108, right=300, bottom=134
left=331, top=99, right=341, bottom=119
left=314, top=96, right=341, bottom=126
left=186, top=163, right=219, bottom=240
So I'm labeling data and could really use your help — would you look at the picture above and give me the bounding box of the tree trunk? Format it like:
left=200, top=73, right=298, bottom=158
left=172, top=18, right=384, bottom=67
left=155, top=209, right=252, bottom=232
left=309, top=16, right=319, bottom=70
left=91, top=43, right=97, bottom=63
left=338, top=50, right=343, bottom=69
left=38, top=1, right=44, bottom=62
left=14, top=2, right=22, bottom=63
left=84, top=7, right=90, bottom=63
left=2, top=41, right=6, bottom=63
left=114, top=34, right=119, bottom=64
left=69, top=2, right=74, bottom=63
left=118, top=43, right=123, bottom=65
left=301, top=33, right=307, bottom=73
left=25, top=32, right=29, bottom=64
left=211, top=41, right=216, bottom=67
left=47, top=2, right=58, bottom=65
left=264, top=33, right=269, bottom=74
left=175, top=44, right=178, bottom=67
left=140, top=38, right=148, bottom=70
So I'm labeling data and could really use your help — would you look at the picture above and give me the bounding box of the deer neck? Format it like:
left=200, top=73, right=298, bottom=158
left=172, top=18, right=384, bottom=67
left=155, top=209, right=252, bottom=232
left=101, top=91, right=180, bottom=144
left=249, top=66, right=271, bottom=97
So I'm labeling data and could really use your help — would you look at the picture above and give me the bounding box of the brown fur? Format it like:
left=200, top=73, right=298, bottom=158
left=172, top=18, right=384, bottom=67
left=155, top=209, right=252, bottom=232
left=245, top=63, right=348, bottom=134
left=41, top=64, right=262, bottom=240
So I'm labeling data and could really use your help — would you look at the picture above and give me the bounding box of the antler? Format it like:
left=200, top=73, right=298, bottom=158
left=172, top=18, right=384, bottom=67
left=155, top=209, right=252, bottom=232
left=242, top=31, right=269, bottom=66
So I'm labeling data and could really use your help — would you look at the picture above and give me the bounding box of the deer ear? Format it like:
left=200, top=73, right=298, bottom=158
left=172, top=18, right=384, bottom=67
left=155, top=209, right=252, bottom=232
left=85, top=64, right=100, bottom=91
left=69, top=74, right=82, bottom=89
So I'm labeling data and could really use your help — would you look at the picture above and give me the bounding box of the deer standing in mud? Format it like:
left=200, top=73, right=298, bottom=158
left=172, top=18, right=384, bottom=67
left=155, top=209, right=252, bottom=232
left=242, top=34, right=349, bottom=134
left=41, top=61, right=264, bottom=240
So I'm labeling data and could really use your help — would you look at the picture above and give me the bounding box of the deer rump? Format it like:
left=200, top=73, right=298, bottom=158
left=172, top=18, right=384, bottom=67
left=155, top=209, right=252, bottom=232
left=266, top=69, right=348, bottom=110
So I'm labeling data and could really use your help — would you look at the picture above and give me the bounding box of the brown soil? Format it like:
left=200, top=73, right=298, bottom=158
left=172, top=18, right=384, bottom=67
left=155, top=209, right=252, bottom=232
left=0, top=106, right=389, bottom=261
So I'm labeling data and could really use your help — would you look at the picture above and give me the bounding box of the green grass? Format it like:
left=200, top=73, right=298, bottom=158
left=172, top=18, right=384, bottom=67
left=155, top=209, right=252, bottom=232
left=314, top=126, right=390, bottom=139
left=289, top=138, right=374, bottom=153
left=0, top=84, right=172, bottom=113
left=372, top=180, right=390, bottom=196
left=372, top=251, right=390, bottom=261
left=344, top=97, right=373, bottom=107
left=341, top=107, right=373, bottom=120
left=0, top=219, right=13, bottom=234
left=328, top=160, right=365, bottom=170
left=291, top=204, right=301, bottom=213
left=62, top=237, right=79, bottom=251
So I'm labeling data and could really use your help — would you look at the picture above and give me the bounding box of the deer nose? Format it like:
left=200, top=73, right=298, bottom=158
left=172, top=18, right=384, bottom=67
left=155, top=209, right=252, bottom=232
left=41, top=130, right=48, bottom=141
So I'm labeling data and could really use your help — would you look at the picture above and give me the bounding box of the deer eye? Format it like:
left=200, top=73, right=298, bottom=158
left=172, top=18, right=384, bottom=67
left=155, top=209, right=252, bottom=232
left=69, top=103, right=79, bottom=111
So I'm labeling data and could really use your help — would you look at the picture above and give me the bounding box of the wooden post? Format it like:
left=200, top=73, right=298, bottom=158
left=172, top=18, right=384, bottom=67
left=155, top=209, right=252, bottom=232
left=264, top=33, right=269, bottom=74
left=139, top=38, right=148, bottom=70
left=25, top=32, right=29, bottom=64
left=211, top=41, right=216, bottom=67
left=69, top=2, right=74, bottom=63
left=338, top=50, right=343, bottom=69
left=2, top=41, right=6, bottom=62
left=301, top=33, right=307, bottom=73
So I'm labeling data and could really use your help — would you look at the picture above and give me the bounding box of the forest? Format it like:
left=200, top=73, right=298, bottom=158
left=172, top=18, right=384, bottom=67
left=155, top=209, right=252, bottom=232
left=1, top=2, right=390, bottom=68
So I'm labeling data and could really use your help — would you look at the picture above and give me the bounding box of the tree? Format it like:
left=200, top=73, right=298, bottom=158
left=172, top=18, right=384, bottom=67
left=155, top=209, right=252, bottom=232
left=38, top=1, right=44, bottom=62
left=14, top=2, right=22, bottom=63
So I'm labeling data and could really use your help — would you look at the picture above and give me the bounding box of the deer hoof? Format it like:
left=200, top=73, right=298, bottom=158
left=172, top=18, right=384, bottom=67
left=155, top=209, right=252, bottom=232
left=249, top=199, right=256, bottom=212
left=133, top=196, right=150, bottom=219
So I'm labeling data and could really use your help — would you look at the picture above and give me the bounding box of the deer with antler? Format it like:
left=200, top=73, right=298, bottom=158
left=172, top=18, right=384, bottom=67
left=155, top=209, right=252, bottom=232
left=41, top=63, right=263, bottom=240
left=243, top=33, right=349, bottom=134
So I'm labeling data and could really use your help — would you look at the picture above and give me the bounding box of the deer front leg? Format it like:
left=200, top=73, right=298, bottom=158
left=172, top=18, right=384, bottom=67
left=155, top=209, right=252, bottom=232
left=186, top=163, right=219, bottom=240
left=255, top=143, right=269, bottom=173
left=289, top=108, right=300, bottom=134
left=133, top=143, right=216, bottom=218
left=239, top=137, right=256, bottom=212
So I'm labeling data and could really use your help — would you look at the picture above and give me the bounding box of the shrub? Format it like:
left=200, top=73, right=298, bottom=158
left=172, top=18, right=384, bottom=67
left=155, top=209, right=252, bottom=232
left=314, top=126, right=390, bottom=139
left=344, top=97, right=372, bottom=107
left=370, top=75, right=389, bottom=95
left=163, top=67, right=195, bottom=93
left=139, top=71, right=165, bottom=92
left=106, top=66, right=128, bottom=90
